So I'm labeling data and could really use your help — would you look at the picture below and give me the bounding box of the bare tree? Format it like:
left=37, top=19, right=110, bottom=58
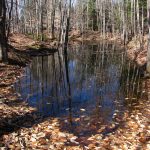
left=0, top=0, right=8, bottom=62
left=147, top=0, right=150, bottom=73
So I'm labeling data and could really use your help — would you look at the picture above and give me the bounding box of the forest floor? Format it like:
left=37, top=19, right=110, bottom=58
left=127, top=35, right=148, bottom=66
left=0, top=33, right=150, bottom=149
left=69, top=30, right=122, bottom=45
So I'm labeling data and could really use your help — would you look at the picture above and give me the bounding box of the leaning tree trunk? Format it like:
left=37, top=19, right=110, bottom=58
left=147, top=0, right=150, bottom=73
left=0, top=0, right=8, bottom=62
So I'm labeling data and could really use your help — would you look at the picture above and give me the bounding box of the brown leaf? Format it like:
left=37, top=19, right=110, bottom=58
left=39, top=138, right=47, bottom=145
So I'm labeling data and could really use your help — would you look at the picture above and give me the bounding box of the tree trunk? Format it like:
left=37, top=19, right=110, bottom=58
left=147, top=0, right=150, bottom=73
left=0, top=0, right=8, bottom=62
left=51, top=0, right=56, bottom=39
left=64, top=0, right=72, bottom=50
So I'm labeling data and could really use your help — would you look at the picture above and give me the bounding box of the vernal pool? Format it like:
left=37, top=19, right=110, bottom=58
left=14, top=43, right=146, bottom=135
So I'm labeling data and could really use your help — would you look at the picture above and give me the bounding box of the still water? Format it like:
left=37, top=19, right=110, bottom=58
left=14, top=43, right=144, bottom=127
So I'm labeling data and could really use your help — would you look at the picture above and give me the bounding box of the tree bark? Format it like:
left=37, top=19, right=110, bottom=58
left=64, top=0, right=72, bottom=50
left=147, top=0, right=150, bottom=73
left=51, top=0, right=56, bottom=39
left=0, top=0, right=8, bottom=62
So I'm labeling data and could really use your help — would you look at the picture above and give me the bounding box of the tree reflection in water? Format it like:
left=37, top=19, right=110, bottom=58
left=14, top=43, right=145, bottom=128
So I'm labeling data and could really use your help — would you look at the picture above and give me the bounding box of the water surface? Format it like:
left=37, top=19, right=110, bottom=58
left=14, top=43, right=144, bottom=132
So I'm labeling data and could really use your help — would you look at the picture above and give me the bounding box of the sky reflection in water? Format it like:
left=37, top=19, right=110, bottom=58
left=14, top=43, right=143, bottom=126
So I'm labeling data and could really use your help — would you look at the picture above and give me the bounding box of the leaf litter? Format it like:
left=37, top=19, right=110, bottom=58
left=0, top=63, right=150, bottom=150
